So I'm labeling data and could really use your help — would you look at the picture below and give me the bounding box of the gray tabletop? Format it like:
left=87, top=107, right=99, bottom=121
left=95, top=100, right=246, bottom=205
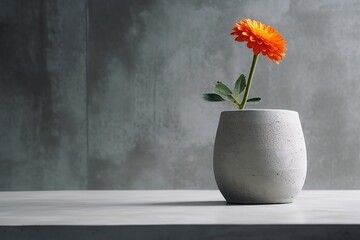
left=1, top=190, right=360, bottom=240
left=0, top=190, right=360, bottom=225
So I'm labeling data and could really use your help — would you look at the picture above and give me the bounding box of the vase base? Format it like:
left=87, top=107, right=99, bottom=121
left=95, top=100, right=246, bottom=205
left=226, top=200, right=293, bottom=205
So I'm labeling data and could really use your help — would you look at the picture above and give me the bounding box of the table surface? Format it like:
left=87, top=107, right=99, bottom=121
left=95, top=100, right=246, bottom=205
left=0, top=190, right=359, bottom=226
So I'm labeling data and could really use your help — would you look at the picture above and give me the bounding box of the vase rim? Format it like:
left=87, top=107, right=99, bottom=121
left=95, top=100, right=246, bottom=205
left=221, top=109, right=298, bottom=114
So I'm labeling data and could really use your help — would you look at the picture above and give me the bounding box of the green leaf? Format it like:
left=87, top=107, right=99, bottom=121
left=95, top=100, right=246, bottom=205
left=215, top=82, right=232, bottom=96
left=234, top=74, right=246, bottom=94
left=224, top=94, right=236, bottom=103
left=226, top=95, right=242, bottom=109
left=202, top=93, right=225, bottom=102
left=247, top=97, right=262, bottom=103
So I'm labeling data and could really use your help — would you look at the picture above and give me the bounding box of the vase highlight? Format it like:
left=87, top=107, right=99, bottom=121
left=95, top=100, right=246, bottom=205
left=213, top=110, right=307, bottom=204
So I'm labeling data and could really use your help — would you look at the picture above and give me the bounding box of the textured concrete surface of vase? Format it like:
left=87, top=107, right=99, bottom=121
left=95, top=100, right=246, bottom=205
left=213, top=110, right=307, bottom=204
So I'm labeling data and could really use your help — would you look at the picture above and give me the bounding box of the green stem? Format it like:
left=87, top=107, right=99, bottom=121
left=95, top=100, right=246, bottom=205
left=232, top=96, right=242, bottom=109
left=240, top=54, right=259, bottom=109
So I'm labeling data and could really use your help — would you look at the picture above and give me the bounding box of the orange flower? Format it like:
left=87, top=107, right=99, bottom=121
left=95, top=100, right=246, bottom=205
left=231, top=18, right=287, bottom=64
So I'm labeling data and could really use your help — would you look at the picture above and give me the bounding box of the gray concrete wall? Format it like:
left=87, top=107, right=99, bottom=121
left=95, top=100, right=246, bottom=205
left=0, top=0, right=87, bottom=190
left=1, top=0, right=360, bottom=190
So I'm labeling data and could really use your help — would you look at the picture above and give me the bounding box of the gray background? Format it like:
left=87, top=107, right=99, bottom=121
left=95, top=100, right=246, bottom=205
left=1, top=0, right=360, bottom=190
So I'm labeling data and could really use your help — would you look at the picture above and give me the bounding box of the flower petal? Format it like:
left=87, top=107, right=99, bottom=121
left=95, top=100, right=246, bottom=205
left=231, top=18, right=287, bottom=63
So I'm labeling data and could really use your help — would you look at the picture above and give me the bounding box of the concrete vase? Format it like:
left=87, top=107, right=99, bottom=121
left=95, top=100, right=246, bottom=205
left=213, top=110, right=307, bottom=204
